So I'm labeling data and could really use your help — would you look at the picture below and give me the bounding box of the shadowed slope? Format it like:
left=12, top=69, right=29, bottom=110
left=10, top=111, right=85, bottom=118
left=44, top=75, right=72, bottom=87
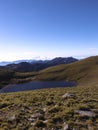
left=0, top=68, right=15, bottom=88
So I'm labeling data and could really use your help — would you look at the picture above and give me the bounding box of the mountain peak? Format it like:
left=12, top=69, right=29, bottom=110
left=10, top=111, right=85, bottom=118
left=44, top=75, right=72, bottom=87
left=0, top=57, right=78, bottom=72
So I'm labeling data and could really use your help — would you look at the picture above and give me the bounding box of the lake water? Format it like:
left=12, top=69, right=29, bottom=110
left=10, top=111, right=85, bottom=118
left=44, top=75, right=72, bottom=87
left=0, top=81, right=76, bottom=93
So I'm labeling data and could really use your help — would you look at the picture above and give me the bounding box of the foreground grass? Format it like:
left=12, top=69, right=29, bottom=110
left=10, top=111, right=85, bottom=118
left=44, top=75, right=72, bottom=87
left=0, top=85, right=98, bottom=130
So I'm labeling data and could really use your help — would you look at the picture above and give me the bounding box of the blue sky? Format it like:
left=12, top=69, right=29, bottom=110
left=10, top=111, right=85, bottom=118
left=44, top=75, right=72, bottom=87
left=0, top=0, right=98, bottom=61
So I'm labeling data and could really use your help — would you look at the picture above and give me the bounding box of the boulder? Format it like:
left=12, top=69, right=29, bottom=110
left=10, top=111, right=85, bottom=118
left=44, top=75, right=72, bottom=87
left=62, top=93, right=75, bottom=99
left=74, top=110, right=96, bottom=117
left=8, top=114, right=16, bottom=121
left=63, top=123, right=68, bottom=130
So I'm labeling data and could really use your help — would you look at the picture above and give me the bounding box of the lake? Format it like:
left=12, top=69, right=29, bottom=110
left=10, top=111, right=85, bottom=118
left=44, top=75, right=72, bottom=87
left=0, top=81, right=76, bottom=93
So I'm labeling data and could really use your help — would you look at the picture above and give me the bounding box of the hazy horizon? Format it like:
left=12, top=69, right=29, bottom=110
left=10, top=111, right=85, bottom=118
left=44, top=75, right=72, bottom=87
left=0, top=0, right=98, bottom=61
left=1, top=55, right=98, bottom=63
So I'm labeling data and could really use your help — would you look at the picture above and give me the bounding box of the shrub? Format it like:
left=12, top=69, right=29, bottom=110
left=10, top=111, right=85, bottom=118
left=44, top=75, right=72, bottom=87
left=79, top=105, right=90, bottom=111
left=48, top=106, right=60, bottom=113
left=46, top=100, right=54, bottom=106
left=50, top=115, right=62, bottom=123
left=34, top=120, right=46, bottom=128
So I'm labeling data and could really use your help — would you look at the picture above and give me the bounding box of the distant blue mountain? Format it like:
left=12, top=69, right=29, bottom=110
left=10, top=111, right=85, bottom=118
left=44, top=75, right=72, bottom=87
left=0, top=57, right=78, bottom=72
left=0, top=62, right=11, bottom=66
left=0, top=59, right=39, bottom=66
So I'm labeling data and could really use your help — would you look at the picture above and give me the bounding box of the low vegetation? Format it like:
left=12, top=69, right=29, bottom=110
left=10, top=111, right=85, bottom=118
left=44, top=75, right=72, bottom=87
left=0, top=85, right=98, bottom=129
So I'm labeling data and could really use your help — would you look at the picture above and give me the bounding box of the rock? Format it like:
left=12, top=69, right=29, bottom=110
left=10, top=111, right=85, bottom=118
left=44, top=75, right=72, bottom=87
left=42, top=128, right=46, bottom=130
left=31, top=122, right=35, bottom=126
left=43, top=108, right=47, bottom=112
left=28, top=117, right=35, bottom=122
left=63, top=123, right=68, bottom=130
left=28, top=113, right=43, bottom=123
left=8, top=114, right=16, bottom=121
left=28, top=114, right=38, bottom=123
left=31, top=114, right=38, bottom=118
left=43, top=120, right=48, bottom=123
left=74, top=110, right=96, bottom=117
left=88, top=124, right=95, bottom=130
left=18, top=104, right=22, bottom=107
left=62, top=93, right=75, bottom=99
left=51, top=128, right=60, bottom=130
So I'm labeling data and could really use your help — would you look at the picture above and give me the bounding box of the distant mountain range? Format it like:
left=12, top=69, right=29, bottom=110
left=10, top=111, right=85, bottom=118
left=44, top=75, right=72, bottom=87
left=0, top=59, right=40, bottom=66
left=0, top=57, right=78, bottom=72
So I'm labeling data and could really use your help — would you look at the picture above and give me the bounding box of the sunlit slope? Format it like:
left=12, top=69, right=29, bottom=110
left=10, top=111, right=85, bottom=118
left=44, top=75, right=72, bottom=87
left=37, top=56, right=98, bottom=85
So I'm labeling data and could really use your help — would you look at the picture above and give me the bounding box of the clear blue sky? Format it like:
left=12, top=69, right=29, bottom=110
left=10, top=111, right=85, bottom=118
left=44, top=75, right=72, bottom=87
left=0, top=0, right=98, bottom=61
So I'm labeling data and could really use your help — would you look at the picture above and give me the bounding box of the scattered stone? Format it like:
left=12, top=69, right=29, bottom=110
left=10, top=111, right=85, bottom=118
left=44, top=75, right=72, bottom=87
left=28, top=117, right=35, bottom=122
left=43, top=120, right=48, bottom=123
left=18, top=104, right=22, bottom=107
left=74, top=110, right=96, bottom=117
left=63, top=123, right=68, bottom=130
left=55, top=104, right=58, bottom=107
left=62, top=93, right=75, bottom=99
left=31, top=122, right=35, bottom=126
left=28, top=114, right=37, bottom=123
left=31, top=114, right=38, bottom=118
left=8, top=114, right=16, bottom=121
left=88, top=124, right=94, bottom=130
left=28, top=112, right=44, bottom=123
left=43, top=108, right=47, bottom=112
left=51, top=128, right=60, bottom=130
left=42, top=128, right=46, bottom=130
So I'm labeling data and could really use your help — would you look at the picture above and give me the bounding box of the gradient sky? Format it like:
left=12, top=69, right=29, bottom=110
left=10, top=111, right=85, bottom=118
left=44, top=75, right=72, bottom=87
left=0, top=0, right=98, bottom=61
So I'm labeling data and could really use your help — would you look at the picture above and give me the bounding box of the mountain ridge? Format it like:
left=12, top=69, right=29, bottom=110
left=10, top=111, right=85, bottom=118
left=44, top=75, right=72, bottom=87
left=1, top=57, right=78, bottom=72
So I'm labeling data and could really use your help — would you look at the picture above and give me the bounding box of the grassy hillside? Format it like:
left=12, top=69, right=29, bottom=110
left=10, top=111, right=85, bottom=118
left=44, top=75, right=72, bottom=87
left=36, top=56, right=98, bottom=85
left=0, top=85, right=98, bottom=129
